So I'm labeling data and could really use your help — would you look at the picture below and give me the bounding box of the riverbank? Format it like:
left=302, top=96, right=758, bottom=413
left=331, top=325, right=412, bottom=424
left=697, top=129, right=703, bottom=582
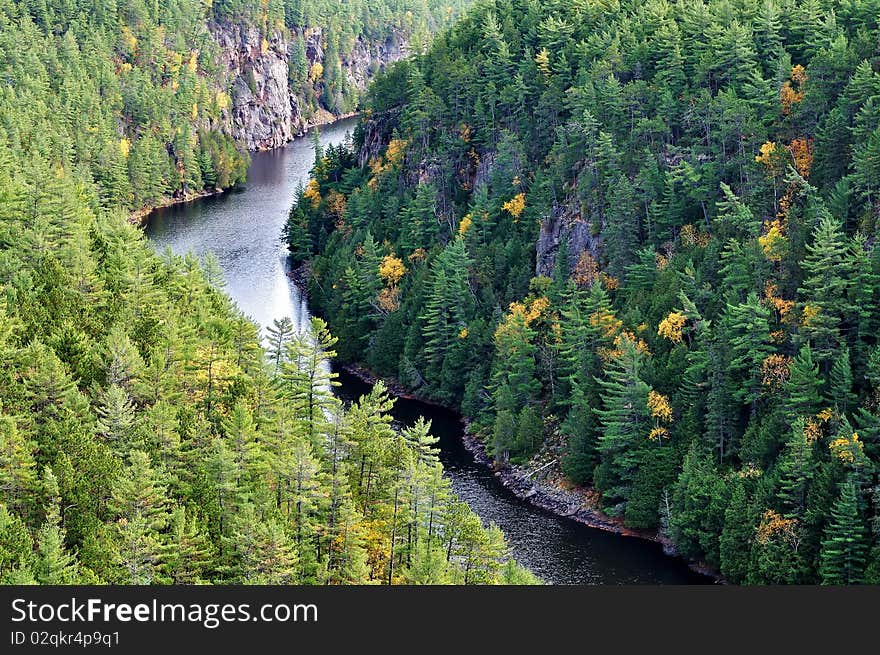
left=298, top=110, right=359, bottom=137
left=339, top=361, right=724, bottom=584
left=130, top=187, right=227, bottom=226
left=132, top=112, right=361, bottom=227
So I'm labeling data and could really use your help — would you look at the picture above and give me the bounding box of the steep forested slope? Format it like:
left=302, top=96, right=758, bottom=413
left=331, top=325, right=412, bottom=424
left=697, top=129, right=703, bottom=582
left=0, top=0, right=470, bottom=215
left=292, top=0, right=880, bottom=583
left=0, top=0, right=537, bottom=585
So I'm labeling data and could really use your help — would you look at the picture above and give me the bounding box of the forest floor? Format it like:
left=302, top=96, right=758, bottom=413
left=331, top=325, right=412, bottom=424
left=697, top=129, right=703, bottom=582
left=341, top=362, right=724, bottom=583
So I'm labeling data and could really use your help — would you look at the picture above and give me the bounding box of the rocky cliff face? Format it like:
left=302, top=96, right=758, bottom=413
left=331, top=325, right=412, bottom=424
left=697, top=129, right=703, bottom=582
left=535, top=202, right=603, bottom=278
left=210, top=21, right=408, bottom=152
left=212, top=22, right=296, bottom=151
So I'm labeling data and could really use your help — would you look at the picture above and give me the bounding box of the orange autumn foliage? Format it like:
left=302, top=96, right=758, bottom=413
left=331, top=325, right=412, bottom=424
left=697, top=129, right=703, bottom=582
left=761, top=354, right=791, bottom=388
left=572, top=251, right=599, bottom=287
left=756, top=510, right=799, bottom=546
left=787, top=138, right=813, bottom=178
left=780, top=65, right=807, bottom=115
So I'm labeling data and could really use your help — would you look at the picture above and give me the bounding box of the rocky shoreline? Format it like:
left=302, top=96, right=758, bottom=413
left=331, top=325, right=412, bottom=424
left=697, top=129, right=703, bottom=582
left=130, top=188, right=226, bottom=226
left=339, top=362, right=724, bottom=584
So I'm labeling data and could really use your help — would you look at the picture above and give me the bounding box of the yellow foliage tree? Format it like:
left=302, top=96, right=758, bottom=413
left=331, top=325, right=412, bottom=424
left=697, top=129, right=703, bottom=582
left=780, top=65, right=807, bottom=115
left=829, top=432, right=865, bottom=465
left=384, top=139, right=407, bottom=168
left=379, top=254, right=406, bottom=285
left=755, top=141, right=783, bottom=175
left=325, top=189, right=347, bottom=219
left=756, top=510, right=800, bottom=547
left=761, top=354, right=791, bottom=388
left=758, top=218, right=787, bottom=261
left=502, top=192, right=526, bottom=220
left=572, top=251, right=598, bottom=287
left=647, top=390, right=672, bottom=444
left=648, top=390, right=673, bottom=423
left=535, top=48, right=551, bottom=76
left=801, top=304, right=820, bottom=327
left=658, top=311, right=686, bottom=343
left=303, top=179, right=321, bottom=209
left=309, top=62, right=323, bottom=83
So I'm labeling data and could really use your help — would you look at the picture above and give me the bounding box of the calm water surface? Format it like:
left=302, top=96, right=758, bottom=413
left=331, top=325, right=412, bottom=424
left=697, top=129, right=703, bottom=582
left=144, top=120, right=709, bottom=584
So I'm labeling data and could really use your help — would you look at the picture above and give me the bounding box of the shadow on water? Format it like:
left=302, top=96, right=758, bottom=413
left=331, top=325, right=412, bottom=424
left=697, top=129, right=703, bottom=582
left=144, top=118, right=710, bottom=585
left=334, top=369, right=710, bottom=585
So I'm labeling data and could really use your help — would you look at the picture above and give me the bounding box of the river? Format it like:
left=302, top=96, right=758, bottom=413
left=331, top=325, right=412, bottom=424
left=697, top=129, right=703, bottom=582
left=144, top=118, right=708, bottom=584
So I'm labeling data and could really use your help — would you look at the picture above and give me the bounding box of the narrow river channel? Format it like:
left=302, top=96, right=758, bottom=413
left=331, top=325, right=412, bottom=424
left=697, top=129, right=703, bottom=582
left=144, top=118, right=708, bottom=584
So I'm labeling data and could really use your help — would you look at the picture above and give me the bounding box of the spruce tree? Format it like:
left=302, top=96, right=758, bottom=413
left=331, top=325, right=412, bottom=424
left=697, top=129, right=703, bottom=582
left=776, top=420, right=816, bottom=518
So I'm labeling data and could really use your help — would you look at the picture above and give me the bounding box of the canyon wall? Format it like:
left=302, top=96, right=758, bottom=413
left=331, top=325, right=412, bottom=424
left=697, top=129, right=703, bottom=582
left=210, top=21, right=408, bottom=151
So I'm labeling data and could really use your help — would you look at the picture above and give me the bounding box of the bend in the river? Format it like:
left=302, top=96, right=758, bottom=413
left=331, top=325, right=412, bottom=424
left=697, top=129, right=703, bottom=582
left=144, top=119, right=709, bottom=585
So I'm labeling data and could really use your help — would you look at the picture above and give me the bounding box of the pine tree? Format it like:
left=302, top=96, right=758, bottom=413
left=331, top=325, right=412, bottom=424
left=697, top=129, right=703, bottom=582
left=281, top=317, right=340, bottom=446
left=420, top=237, right=474, bottom=386
left=221, top=400, right=263, bottom=484
left=0, top=415, right=38, bottom=519
left=229, top=508, right=299, bottom=585
left=96, top=384, right=138, bottom=455
left=204, top=436, right=246, bottom=552
left=34, top=468, right=80, bottom=584
left=819, top=480, right=867, bottom=584
left=783, top=345, right=823, bottom=422
left=0, top=504, right=33, bottom=583
left=266, top=317, right=295, bottom=374
left=593, top=337, right=650, bottom=505
left=776, top=420, right=816, bottom=518
left=492, top=406, right=517, bottom=464
left=284, top=203, right=312, bottom=264
left=560, top=382, right=598, bottom=484
left=797, top=213, right=851, bottom=372
left=725, top=292, right=773, bottom=414
left=720, top=479, right=757, bottom=584
left=829, top=348, right=856, bottom=416
left=109, top=451, right=170, bottom=584
left=399, top=183, right=438, bottom=253
left=104, top=324, right=145, bottom=389
left=160, top=506, right=215, bottom=584
left=670, top=443, right=727, bottom=566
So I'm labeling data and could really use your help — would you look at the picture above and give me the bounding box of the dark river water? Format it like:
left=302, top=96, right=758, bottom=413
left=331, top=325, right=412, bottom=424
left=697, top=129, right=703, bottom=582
left=144, top=119, right=708, bottom=585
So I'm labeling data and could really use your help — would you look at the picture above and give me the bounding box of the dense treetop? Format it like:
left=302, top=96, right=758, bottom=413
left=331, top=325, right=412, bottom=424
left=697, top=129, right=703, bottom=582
left=291, top=0, right=880, bottom=583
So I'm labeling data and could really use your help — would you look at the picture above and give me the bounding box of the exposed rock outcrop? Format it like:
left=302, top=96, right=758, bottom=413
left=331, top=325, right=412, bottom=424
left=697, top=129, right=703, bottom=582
left=536, top=201, right=603, bottom=277
left=212, top=22, right=296, bottom=151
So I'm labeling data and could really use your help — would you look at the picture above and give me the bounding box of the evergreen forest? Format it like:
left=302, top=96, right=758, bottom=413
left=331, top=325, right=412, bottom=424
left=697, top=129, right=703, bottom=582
left=291, top=0, right=880, bottom=584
